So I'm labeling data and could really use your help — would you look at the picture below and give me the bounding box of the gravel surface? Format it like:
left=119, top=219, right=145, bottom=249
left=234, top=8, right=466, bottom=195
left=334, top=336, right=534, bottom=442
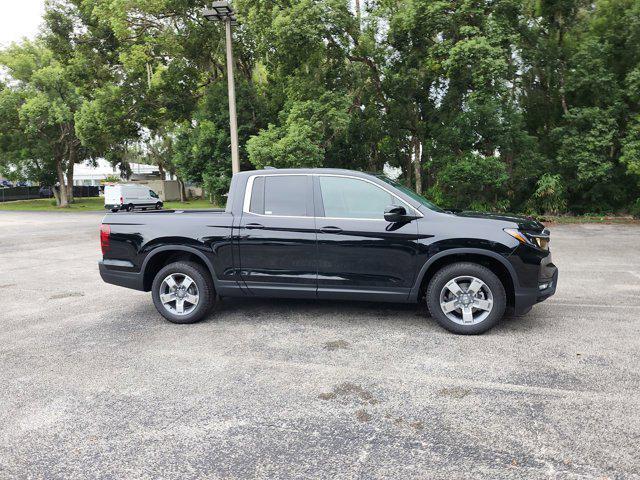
left=1, top=211, right=639, bottom=479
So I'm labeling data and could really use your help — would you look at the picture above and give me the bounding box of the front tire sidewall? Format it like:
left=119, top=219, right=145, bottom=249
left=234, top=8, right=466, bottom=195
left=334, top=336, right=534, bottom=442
left=426, top=263, right=506, bottom=335
left=151, top=261, right=215, bottom=324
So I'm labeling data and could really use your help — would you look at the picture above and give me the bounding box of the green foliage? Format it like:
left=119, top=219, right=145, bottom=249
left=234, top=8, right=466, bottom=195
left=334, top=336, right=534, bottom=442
left=103, top=175, right=121, bottom=183
left=552, top=107, right=632, bottom=212
left=531, top=174, right=568, bottom=215
left=431, top=153, right=509, bottom=211
left=620, top=116, right=640, bottom=178
left=247, top=121, right=323, bottom=169
left=2, top=0, right=640, bottom=213
left=629, top=198, right=640, bottom=219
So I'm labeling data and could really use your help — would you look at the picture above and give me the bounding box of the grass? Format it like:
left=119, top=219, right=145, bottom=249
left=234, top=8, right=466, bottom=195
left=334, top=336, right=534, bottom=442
left=0, top=197, right=220, bottom=211
left=537, top=214, right=639, bottom=225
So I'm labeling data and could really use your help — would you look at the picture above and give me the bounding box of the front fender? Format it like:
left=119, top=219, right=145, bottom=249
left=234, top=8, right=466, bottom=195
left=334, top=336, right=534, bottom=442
left=408, top=247, right=519, bottom=302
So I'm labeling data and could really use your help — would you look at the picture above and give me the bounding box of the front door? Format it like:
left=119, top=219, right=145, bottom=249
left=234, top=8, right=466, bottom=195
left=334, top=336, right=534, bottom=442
left=238, top=174, right=317, bottom=298
left=314, top=175, right=419, bottom=302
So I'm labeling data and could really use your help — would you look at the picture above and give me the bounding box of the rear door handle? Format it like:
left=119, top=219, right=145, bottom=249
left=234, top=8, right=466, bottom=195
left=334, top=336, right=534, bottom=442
left=245, top=223, right=265, bottom=230
left=320, top=226, right=343, bottom=234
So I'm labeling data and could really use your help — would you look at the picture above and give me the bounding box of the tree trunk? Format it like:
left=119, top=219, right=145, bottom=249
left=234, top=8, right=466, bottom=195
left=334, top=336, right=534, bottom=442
left=52, top=187, right=61, bottom=206
left=178, top=179, right=186, bottom=202
left=56, top=158, right=68, bottom=207
left=66, top=144, right=78, bottom=203
left=404, top=144, right=413, bottom=188
left=66, top=162, right=74, bottom=203
left=413, top=137, right=423, bottom=195
left=559, top=71, right=569, bottom=116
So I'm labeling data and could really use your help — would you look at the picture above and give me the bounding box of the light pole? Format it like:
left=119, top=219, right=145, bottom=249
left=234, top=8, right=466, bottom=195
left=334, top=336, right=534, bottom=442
left=203, top=1, right=240, bottom=174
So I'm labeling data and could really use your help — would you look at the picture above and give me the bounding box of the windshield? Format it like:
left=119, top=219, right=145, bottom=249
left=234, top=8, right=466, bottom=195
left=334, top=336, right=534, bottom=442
left=376, top=175, right=444, bottom=212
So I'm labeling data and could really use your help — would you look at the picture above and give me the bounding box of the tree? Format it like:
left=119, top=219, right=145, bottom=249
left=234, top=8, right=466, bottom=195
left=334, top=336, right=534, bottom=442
left=4, top=0, right=639, bottom=214
left=0, top=42, right=81, bottom=206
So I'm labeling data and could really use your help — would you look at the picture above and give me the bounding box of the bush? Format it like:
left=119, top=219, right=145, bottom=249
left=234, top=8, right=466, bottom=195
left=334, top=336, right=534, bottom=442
left=630, top=199, right=640, bottom=219
left=530, top=174, right=567, bottom=215
left=431, top=153, right=509, bottom=211
left=202, top=172, right=230, bottom=206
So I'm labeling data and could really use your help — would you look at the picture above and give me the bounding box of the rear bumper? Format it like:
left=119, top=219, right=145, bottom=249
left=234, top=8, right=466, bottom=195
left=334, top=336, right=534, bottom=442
left=99, top=261, right=145, bottom=291
left=104, top=204, right=121, bottom=211
left=513, top=268, right=558, bottom=315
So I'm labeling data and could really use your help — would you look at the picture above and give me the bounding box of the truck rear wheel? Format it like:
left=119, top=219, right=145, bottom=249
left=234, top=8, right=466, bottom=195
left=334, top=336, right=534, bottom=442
left=426, top=262, right=506, bottom=334
left=151, top=261, right=215, bottom=324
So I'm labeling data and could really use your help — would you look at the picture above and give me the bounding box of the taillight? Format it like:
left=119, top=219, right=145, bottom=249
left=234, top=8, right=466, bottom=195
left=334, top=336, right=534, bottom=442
left=120, top=196, right=123, bottom=204
left=100, top=224, right=111, bottom=255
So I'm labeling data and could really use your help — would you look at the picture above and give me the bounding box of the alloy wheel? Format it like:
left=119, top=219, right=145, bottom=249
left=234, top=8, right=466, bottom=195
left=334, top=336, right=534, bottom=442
left=159, top=273, right=199, bottom=316
left=439, top=275, right=494, bottom=325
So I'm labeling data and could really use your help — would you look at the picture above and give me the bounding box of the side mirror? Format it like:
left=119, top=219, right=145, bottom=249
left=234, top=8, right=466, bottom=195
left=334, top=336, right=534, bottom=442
left=384, top=205, right=416, bottom=223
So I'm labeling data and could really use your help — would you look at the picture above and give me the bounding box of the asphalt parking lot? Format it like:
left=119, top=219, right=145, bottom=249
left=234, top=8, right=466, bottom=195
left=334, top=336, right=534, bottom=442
left=0, top=211, right=639, bottom=479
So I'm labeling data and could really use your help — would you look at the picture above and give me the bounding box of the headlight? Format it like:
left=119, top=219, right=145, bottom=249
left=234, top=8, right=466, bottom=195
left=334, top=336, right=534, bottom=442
left=532, top=236, right=549, bottom=250
left=504, top=228, right=550, bottom=250
left=504, top=228, right=531, bottom=245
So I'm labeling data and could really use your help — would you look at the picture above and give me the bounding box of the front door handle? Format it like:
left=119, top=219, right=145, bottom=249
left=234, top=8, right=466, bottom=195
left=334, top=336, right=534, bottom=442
left=245, top=223, right=265, bottom=230
left=320, top=226, right=343, bottom=234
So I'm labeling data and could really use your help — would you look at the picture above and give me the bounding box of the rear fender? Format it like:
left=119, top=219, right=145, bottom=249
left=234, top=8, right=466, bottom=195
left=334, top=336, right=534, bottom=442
left=142, top=245, right=219, bottom=290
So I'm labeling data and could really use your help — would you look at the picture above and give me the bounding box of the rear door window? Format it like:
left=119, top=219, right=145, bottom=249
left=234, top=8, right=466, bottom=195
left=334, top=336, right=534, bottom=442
left=248, top=175, right=310, bottom=216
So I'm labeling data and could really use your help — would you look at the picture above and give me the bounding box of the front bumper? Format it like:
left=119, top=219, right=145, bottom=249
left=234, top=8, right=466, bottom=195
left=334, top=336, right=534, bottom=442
left=513, top=268, right=558, bottom=315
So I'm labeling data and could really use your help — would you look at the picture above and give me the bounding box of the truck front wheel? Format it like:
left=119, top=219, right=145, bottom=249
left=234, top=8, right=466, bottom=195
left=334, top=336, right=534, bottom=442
left=426, top=262, right=506, bottom=334
left=151, top=261, right=215, bottom=324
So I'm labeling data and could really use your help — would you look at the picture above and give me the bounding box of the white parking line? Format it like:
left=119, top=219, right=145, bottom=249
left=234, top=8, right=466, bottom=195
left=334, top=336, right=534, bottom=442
left=628, top=271, right=640, bottom=281
left=545, top=302, right=640, bottom=309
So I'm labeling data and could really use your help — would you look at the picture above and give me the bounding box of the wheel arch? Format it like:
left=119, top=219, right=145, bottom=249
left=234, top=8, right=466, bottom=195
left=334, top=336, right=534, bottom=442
left=411, top=248, right=517, bottom=307
left=142, top=246, right=218, bottom=292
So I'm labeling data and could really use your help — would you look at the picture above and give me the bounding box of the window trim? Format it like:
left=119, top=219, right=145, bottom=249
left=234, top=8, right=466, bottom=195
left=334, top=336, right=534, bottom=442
left=242, top=173, right=423, bottom=220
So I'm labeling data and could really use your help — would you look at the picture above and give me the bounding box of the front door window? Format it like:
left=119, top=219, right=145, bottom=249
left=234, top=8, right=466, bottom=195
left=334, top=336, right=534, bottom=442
left=318, top=176, right=399, bottom=219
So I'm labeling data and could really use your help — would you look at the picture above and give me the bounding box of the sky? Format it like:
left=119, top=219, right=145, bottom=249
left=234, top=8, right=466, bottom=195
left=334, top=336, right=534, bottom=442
left=0, top=0, right=46, bottom=48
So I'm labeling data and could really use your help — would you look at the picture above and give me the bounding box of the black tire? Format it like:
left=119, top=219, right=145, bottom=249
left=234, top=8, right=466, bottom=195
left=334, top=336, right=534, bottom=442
left=111, top=208, right=118, bottom=213
left=151, top=261, right=215, bottom=324
left=426, top=262, right=506, bottom=335
left=126, top=204, right=134, bottom=212
left=155, top=202, right=163, bottom=210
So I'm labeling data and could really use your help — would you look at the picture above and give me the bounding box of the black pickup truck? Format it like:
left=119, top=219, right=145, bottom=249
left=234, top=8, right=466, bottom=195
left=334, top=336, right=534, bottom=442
left=99, top=168, right=557, bottom=334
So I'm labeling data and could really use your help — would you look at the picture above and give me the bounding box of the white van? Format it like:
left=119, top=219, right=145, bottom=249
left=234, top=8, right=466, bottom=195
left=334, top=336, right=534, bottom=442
left=104, top=184, right=163, bottom=212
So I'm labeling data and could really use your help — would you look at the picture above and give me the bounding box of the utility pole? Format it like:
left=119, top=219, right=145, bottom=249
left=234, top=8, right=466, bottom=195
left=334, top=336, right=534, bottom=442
left=203, top=2, right=240, bottom=174
left=224, top=17, right=240, bottom=174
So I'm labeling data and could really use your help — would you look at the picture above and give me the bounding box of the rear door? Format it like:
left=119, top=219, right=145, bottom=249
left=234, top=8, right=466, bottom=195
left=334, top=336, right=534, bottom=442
left=314, top=174, right=420, bottom=302
left=105, top=186, right=119, bottom=205
left=237, top=174, right=317, bottom=298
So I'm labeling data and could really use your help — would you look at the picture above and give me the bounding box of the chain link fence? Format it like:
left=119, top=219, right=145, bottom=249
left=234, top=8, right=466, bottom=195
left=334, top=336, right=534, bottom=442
left=0, top=186, right=99, bottom=202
